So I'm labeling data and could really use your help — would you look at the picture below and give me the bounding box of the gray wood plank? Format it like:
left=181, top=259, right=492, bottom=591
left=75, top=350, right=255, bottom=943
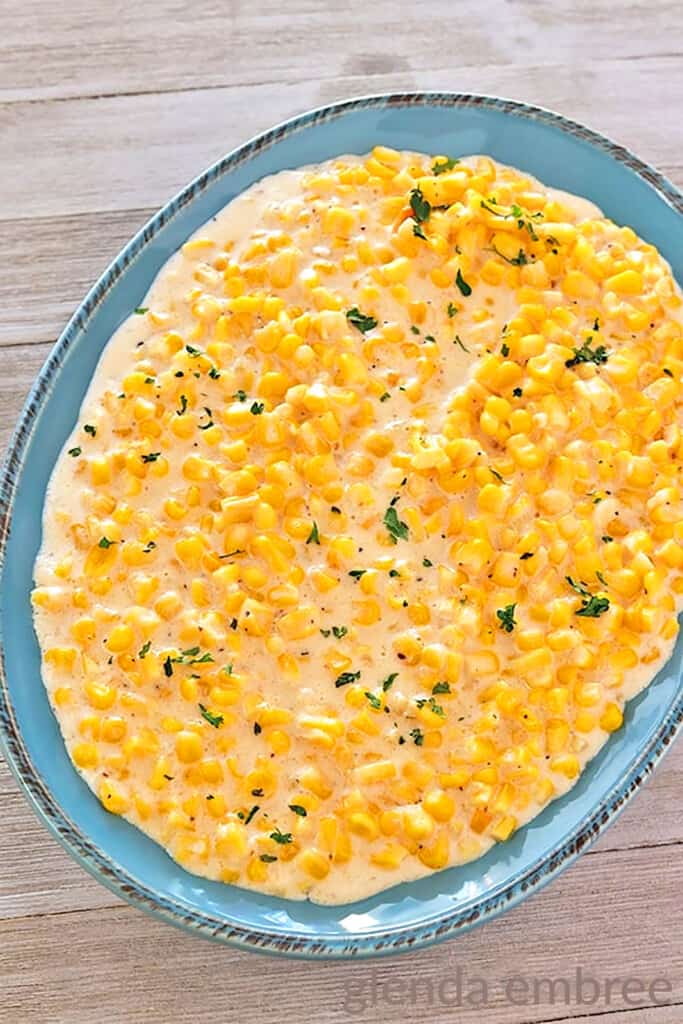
left=1, top=0, right=680, bottom=103
left=0, top=57, right=681, bottom=220
left=1, top=843, right=680, bottom=1024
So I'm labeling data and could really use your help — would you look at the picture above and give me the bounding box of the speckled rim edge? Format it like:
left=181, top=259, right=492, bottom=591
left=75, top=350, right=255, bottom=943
left=0, top=92, right=681, bottom=960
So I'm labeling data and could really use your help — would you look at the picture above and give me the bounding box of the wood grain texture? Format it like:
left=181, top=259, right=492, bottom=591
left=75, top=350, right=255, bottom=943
left=0, top=0, right=681, bottom=1020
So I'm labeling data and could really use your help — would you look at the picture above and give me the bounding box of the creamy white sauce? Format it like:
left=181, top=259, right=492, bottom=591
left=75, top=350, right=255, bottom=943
left=33, top=153, right=683, bottom=903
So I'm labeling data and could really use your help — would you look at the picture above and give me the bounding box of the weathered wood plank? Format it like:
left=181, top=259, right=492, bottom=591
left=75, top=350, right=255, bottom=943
left=1, top=843, right=680, bottom=1024
left=1, top=0, right=680, bottom=103
left=0, top=57, right=681, bottom=219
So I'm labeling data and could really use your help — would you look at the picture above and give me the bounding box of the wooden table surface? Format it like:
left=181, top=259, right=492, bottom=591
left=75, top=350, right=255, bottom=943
left=1, top=3, right=682, bottom=1022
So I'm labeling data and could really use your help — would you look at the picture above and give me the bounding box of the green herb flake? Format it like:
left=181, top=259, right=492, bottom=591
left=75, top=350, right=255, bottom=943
left=576, top=595, right=610, bottom=618
left=409, top=187, right=431, bottom=223
left=663, top=368, right=674, bottom=378
left=453, top=334, right=470, bottom=352
left=250, top=401, right=265, bottom=415
left=98, top=536, right=115, bottom=549
left=198, top=704, right=224, bottom=729
left=176, top=395, right=188, bottom=415
left=306, top=521, right=321, bottom=545
left=520, top=551, right=534, bottom=560
left=260, top=854, right=277, bottom=863
left=364, top=690, right=382, bottom=710
left=379, top=391, right=391, bottom=402
left=244, top=804, right=259, bottom=824
left=138, top=640, right=152, bottom=659
left=163, top=656, right=173, bottom=678
left=422, top=557, right=433, bottom=567
left=383, top=504, right=409, bottom=543
left=410, top=727, right=425, bottom=746
left=565, top=342, right=609, bottom=368
left=335, top=670, right=361, bottom=688
left=489, top=467, right=505, bottom=484
left=348, top=569, right=366, bottom=580
left=332, top=625, right=348, bottom=640
left=68, top=447, right=81, bottom=457
left=410, top=325, right=421, bottom=335
left=233, top=389, right=247, bottom=402
left=208, top=366, right=221, bottom=379
left=134, top=307, right=148, bottom=315
left=447, top=302, right=458, bottom=318
left=432, top=156, right=459, bottom=176
left=270, top=828, right=293, bottom=845
left=413, top=222, right=427, bottom=240
left=289, top=804, right=307, bottom=817
left=501, top=342, right=510, bottom=357
left=83, top=424, right=97, bottom=437
left=513, top=387, right=523, bottom=397
left=602, top=535, right=614, bottom=544
left=432, top=681, right=451, bottom=695
left=185, top=344, right=201, bottom=357
left=416, top=695, right=445, bottom=717
left=346, top=307, right=378, bottom=334
left=455, top=269, right=472, bottom=296
left=496, top=603, right=517, bottom=633
left=382, top=672, right=398, bottom=692
left=596, top=571, right=608, bottom=588
left=141, top=452, right=161, bottom=463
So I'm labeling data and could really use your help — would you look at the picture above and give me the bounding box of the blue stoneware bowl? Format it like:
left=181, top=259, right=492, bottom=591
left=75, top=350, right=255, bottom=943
left=1, top=94, right=682, bottom=958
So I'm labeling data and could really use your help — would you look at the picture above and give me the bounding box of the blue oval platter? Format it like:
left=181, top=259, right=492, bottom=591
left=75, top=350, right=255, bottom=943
left=1, top=93, right=682, bottom=958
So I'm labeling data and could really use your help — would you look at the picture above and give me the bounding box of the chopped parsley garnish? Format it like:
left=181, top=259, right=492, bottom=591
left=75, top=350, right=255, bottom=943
left=453, top=334, right=469, bottom=352
left=447, top=302, right=458, bottom=318
left=493, top=246, right=528, bottom=266
left=501, top=342, right=510, bottom=357
left=565, top=342, right=609, bottom=368
left=68, top=447, right=81, bottom=457
left=455, top=269, right=472, bottom=296
left=596, top=570, right=608, bottom=588
left=348, top=569, right=366, bottom=580
left=208, top=366, right=221, bottom=379
left=270, top=828, right=293, bottom=845
left=335, top=670, right=361, bottom=688
left=330, top=506, right=341, bottom=514
left=138, top=640, right=152, bottom=659
left=383, top=504, right=409, bottom=543
left=416, top=695, right=445, bottom=717
left=98, top=536, right=115, bottom=549
left=382, top=672, right=398, bottom=692
left=565, top=576, right=591, bottom=598
left=409, top=187, right=431, bottom=223
left=233, top=389, right=247, bottom=402
left=320, top=628, right=331, bottom=637
left=432, top=156, right=459, bottom=175
left=134, top=307, right=148, bottom=315
left=163, top=656, right=173, bottom=677
left=513, top=387, right=523, bottom=397
left=251, top=788, right=264, bottom=797
left=422, top=557, right=433, bottom=567
left=176, top=394, right=188, bottom=415
left=185, top=344, right=201, bottom=357
left=602, top=535, right=614, bottom=544
left=409, top=727, right=424, bottom=746
left=520, top=551, right=534, bottom=560
left=289, top=804, right=307, bottom=817
left=346, top=307, right=377, bottom=333
left=250, top=401, right=264, bottom=415
left=143, top=540, right=156, bottom=553
left=410, top=325, right=421, bottom=335
left=253, top=722, right=262, bottom=735
left=432, top=681, right=451, bottom=695
left=141, top=452, right=160, bottom=463
left=663, top=368, right=674, bottom=377
left=365, top=691, right=382, bottom=710
left=496, top=603, right=517, bottom=633
left=260, top=854, right=277, bottom=863
left=413, top=222, right=427, bottom=240
left=83, top=424, right=96, bottom=436
left=389, top=569, right=400, bottom=578
left=198, top=704, right=223, bottom=728
left=576, top=595, right=610, bottom=618
left=244, top=804, right=259, bottom=824
left=489, top=467, right=505, bottom=483
left=332, top=625, right=348, bottom=639
left=306, top=521, right=321, bottom=545
left=379, top=392, right=391, bottom=402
